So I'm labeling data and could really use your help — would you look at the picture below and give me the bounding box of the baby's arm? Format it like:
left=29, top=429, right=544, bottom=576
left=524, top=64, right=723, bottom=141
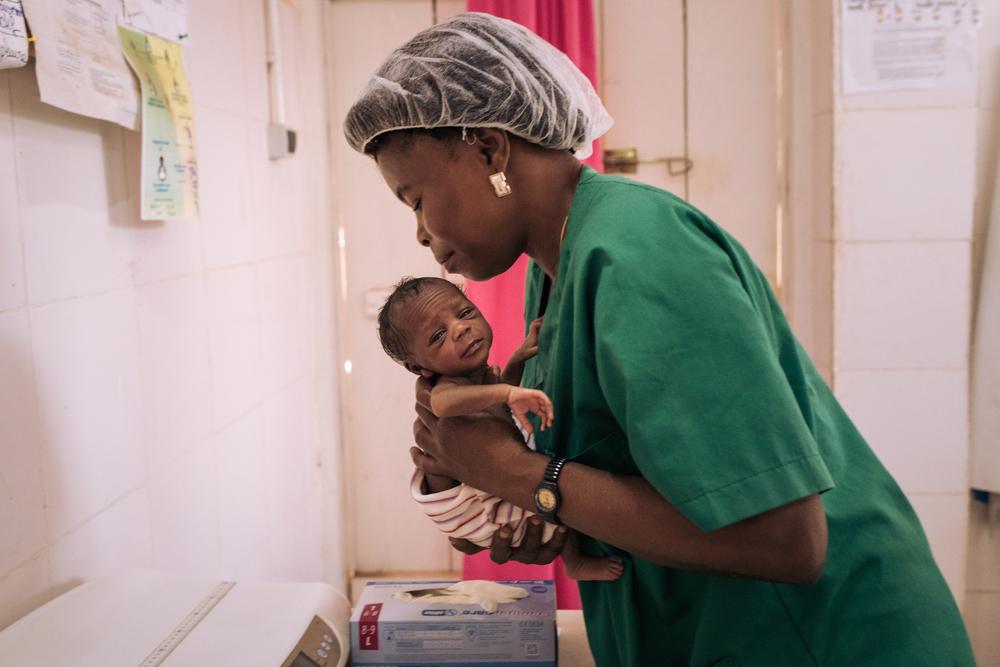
left=501, top=317, right=543, bottom=386
left=430, top=380, right=553, bottom=433
left=429, top=381, right=513, bottom=418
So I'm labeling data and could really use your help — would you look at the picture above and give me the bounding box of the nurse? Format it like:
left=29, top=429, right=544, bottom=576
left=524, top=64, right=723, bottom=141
left=344, top=12, right=974, bottom=666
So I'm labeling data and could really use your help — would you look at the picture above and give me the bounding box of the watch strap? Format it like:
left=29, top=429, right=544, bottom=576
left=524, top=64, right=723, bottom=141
left=544, top=455, right=568, bottom=484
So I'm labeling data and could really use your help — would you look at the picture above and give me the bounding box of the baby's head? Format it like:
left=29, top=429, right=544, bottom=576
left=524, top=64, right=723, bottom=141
left=378, top=277, right=493, bottom=378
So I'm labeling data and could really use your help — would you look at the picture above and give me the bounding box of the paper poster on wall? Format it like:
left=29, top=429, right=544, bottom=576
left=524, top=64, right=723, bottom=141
left=20, top=0, right=139, bottom=128
left=118, top=25, right=198, bottom=220
left=122, top=0, right=188, bottom=43
left=842, top=0, right=980, bottom=95
left=0, top=0, right=28, bottom=69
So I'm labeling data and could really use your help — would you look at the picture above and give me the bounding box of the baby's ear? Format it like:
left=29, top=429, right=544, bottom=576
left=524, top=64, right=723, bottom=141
left=403, top=360, right=425, bottom=377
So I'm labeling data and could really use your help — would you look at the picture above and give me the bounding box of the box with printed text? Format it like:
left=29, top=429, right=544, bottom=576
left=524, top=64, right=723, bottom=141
left=350, top=580, right=557, bottom=666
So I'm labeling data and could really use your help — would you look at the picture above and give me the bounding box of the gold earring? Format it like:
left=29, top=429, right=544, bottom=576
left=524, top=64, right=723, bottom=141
left=489, top=171, right=512, bottom=198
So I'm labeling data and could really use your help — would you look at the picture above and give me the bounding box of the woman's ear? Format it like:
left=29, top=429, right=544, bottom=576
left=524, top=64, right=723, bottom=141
left=473, top=128, right=511, bottom=172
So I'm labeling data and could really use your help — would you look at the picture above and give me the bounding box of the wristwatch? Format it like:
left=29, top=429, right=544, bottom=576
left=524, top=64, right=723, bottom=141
left=533, top=456, right=568, bottom=524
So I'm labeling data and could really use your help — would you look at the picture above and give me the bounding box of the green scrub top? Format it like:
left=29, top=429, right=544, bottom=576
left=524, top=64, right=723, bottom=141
left=520, top=167, right=974, bottom=666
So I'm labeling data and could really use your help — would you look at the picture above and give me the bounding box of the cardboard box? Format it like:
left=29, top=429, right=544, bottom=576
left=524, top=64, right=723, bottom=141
left=350, top=580, right=557, bottom=666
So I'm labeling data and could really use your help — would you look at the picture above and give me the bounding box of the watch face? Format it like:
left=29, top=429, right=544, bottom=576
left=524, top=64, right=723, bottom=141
left=536, top=487, right=558, bottom=512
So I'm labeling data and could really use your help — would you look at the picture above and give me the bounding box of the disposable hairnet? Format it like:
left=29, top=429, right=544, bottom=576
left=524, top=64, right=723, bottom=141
left=344, top=12, right=613, bottom=158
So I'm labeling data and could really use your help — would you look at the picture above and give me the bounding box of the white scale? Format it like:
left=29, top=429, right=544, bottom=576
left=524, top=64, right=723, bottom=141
left=0, top=569, right=351, bottom=667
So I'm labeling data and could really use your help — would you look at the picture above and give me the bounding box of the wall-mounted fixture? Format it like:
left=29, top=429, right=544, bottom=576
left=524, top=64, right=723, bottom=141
left=265, top=0, right=297, bottom=160
left=603, top=148, right=693, bottom=176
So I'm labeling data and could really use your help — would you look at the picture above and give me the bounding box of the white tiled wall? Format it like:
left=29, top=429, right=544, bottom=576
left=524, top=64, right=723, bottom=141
left=0, top=0, right=346, bottom=629
left=969, top=1, right=1000, bottom=664
left=832, top=0, right=975, bottom=613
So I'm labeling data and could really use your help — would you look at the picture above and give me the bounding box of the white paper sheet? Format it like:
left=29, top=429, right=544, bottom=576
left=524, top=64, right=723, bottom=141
left=122, top=0, right=188, bottom=43
left=22, top=0, right=139, bottom=129
left=842, top=0, right=980, bottom=94
left=0, top=0, right=28, bottom=70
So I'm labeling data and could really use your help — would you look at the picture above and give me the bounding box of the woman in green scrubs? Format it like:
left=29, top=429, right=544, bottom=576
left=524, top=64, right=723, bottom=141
left=345, top=13, right=975, bottom=666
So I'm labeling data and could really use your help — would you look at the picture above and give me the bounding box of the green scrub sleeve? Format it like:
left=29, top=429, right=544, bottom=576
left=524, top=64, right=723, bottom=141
left=588, top=213, right=834, bottom=532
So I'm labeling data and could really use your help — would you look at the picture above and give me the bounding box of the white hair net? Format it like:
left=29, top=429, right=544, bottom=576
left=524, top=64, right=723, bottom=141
left=344, top=12, right=613, bottom=158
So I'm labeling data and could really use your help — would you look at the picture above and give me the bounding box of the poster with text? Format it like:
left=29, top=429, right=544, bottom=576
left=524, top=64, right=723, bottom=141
left=842, top=0, right=980, bottom=94
left=119, top=25, right=198, bottom=220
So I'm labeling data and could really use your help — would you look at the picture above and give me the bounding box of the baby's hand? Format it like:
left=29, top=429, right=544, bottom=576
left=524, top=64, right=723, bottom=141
left=506, top=386, right=554, bottom=433
left=512, top=317, right=543, bottom=363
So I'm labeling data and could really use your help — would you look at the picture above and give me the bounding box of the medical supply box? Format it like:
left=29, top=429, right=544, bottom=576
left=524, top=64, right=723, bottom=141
left=350, top=580, right=557, bottom=666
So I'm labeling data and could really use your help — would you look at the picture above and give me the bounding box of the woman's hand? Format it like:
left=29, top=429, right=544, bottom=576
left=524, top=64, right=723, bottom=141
left=447, top=517, right=569, bottom=565
left=411, top=376, right=527, bottom=490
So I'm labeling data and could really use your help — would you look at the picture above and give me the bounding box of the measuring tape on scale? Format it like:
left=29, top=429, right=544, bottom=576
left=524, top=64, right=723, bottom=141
left=138, top=581, right=236, bottom=667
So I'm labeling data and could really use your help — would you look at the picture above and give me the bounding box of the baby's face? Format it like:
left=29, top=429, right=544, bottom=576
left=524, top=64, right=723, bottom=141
left=403, top=284, right=492, bottom=377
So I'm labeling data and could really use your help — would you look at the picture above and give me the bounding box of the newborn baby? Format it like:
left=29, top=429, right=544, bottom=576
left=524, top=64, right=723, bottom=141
left=377, top=277, right=622, bottom=582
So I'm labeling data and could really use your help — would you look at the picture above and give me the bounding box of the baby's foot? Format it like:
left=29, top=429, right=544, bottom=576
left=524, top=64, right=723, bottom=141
left=565, top=555, right=624, bottom=582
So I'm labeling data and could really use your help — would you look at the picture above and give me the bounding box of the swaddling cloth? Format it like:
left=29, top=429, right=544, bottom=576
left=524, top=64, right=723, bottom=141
left=392, top=580, right=529, bottom=612
left=411, top=469, right=557, bottom=547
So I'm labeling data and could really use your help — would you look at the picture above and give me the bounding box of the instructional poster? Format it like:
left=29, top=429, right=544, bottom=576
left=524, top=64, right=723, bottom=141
left=21, top=0, right=139, bottom=128
left=0, top=0, right=28, bottom=69
left=118, top=25, right=198, bottom=220
left=842, top=0, right=980, bottom=94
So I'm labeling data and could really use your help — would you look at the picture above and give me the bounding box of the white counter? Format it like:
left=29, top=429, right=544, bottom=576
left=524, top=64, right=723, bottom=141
left=557, top=610, right=596, bottom=666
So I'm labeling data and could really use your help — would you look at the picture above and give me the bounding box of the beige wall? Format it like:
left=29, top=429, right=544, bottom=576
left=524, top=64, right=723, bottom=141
left=0, top=0, right=347, bottom=629
left=968, top=0, right=1000, bottom=661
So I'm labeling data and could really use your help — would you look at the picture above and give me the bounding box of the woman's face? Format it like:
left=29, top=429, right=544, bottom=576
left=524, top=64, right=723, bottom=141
left=374, top=132, right=526, bottom=281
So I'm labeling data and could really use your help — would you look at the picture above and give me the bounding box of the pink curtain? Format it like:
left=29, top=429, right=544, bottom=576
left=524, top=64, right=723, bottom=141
left=463, top=0, right=604, bottom=611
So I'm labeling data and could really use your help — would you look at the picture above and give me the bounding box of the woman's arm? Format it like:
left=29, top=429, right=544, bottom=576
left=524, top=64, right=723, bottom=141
left=413, top=382, right=827, bottom=585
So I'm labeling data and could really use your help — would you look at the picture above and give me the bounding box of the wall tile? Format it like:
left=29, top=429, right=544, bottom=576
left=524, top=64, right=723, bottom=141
left=243, top=483, right=323, bottom=584
left=838, top=109, right=976, bottom=242
left=835, top=241, right=970, bottom=370
left=980, top=0, right=1000, bottom=110
left=261, top=378, right=320, bottom=516
left=0, top=74, right=25, bottom=313
left=965, top=591, right=1000, bottom=666
left=148, top=441, right=221, bottom=575
left=250, top=123, right=310, bottom=260
left=135, top=275, right=214, bottom=470
left=197, top=107, right=254, bottom=269
left=214, top=409, right=273, bottom=577
left=0, top=310, right=46, bottom=575
left=205, top=266, right=263, bottom=427
left=30, top=290, right=146, bottom=539
left=837, top=370, right=968, bottom=494
left=240, top=0, right=270, bottom=123
left=909, top=493, right=968, bottom=604
left=47, top=489, right=152, bottom=597
left=9, top=69, right=133, bottom=305
left=124, top=130, right=205, bottom=284
left=0, top=554, right=51, bottom=631
left=966, top=498, right=1000, bottom=592
left=256, top=257, right=313, bottom=391
left=186, top=0, right=247, bottom=116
